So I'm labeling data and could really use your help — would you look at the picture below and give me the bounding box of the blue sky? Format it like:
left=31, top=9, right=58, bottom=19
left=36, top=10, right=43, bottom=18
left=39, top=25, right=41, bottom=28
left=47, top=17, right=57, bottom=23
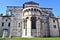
left=0, top=0, right=60, bottom=17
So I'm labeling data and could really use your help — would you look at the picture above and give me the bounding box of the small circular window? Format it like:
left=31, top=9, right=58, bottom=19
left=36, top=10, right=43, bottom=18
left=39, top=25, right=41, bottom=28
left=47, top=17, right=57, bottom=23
left=6, top=19, right=8, bottom=22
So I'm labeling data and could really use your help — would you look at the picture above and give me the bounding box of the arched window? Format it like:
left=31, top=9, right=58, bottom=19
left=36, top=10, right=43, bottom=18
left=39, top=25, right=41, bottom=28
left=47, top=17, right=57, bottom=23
left=19, top=23, right=20, bottom=27
left=8, top=23, right=10, bottom=27
left=31, top=17, right=36, bottom=29
left=2, top=22, right=4, bottom=26
left=6, top=19, right=8, bottom=22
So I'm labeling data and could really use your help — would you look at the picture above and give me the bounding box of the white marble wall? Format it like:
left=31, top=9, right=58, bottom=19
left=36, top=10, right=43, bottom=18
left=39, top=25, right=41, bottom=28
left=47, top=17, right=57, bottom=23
left=0, top=17, right=3, bottom=36
left=49, top=17, right=59, bottom=36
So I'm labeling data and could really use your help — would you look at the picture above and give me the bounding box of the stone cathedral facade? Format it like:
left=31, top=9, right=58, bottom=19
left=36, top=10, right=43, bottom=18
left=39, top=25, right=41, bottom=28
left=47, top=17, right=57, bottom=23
left=0, top=1, right=60, bottom=38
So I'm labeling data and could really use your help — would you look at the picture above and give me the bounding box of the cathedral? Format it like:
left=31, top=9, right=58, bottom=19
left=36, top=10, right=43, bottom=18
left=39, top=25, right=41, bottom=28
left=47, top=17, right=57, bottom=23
left=0, top=1, right=60, bottom=38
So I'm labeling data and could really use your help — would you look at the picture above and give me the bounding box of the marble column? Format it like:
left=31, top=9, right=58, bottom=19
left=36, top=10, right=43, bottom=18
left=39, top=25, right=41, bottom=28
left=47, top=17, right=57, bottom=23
left=9, top=27, right=11, bottom=38
left=42, top=22, right=45, bottom=37
left=26, top=17, right=31, bottom=37
left=36, top=18, right=41, bottom=37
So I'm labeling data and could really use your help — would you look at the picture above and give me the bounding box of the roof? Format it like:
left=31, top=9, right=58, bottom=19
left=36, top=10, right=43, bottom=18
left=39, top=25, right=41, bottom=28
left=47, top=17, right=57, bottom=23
left=24, top=1, right=39, bottom=5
